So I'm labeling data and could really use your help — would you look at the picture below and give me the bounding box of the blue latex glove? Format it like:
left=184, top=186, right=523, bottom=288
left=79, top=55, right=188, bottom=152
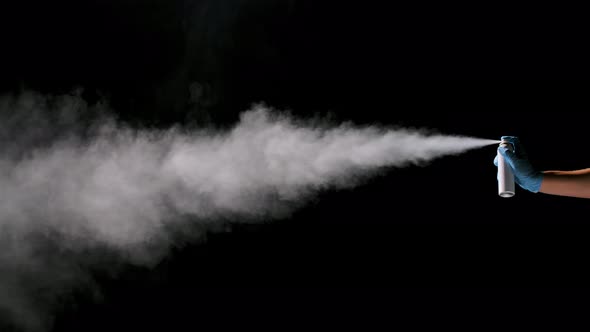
left=494, top=136, right=543, bottom=193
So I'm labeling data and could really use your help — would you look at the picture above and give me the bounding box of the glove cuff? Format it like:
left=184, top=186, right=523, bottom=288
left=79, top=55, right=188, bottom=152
left=528, top=173, right=544, bottom=193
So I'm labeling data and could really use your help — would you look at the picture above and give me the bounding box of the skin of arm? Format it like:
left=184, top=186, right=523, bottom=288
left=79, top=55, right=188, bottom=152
left=540, top=168, right=590, bottom=199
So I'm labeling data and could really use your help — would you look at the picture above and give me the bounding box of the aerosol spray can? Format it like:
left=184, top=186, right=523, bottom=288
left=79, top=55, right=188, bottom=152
left=497, top=139, right=515, bottom=198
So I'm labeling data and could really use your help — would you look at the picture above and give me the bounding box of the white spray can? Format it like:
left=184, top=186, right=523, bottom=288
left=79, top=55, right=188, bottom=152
left=497, top=140, right=515, bottom=198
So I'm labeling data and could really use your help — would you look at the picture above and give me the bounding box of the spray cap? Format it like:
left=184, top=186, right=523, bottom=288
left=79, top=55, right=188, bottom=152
left=499, top=139, right=514, bottom=152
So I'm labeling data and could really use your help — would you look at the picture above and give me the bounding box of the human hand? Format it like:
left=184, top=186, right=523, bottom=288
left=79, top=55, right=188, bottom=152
left=494, top=136, right=543, bottom=193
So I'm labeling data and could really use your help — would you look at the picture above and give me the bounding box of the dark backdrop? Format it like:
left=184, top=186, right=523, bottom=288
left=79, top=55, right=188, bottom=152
left=1, top=1, right=589, bottom=331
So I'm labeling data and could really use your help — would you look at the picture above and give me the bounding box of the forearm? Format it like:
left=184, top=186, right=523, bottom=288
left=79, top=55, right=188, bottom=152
left=539, top=168, right=590, bottom=198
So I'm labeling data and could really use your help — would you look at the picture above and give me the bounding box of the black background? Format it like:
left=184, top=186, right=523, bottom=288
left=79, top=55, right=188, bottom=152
left=1, top=1, right=589, bottom=331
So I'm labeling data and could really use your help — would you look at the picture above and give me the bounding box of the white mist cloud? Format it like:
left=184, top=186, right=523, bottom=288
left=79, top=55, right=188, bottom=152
left=0, top=92, right=497, bottom=330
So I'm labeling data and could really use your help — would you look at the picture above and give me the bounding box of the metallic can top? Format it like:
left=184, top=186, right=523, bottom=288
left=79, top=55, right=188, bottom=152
left=499, top=140, right=514, bottom=151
